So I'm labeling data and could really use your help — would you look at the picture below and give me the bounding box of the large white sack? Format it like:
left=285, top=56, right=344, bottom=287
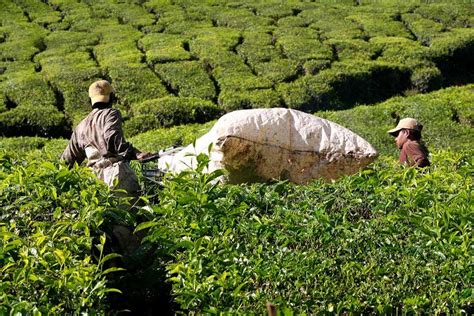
left=158, top=108, right=378, bottom=184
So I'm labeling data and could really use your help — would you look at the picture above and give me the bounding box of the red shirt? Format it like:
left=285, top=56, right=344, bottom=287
left=399, top=140, right=430, bottom=167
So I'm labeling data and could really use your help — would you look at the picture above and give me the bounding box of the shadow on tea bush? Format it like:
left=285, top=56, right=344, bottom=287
left=428, top=28, right=474, bottom=82
left=123, top=114, right=160, bottom=137
left=254, top=59, right=301, bottom=83
left=0, top=136, right=49, bottom=153
left=0, top=105, right=71, bottom=138
left=1, top=71, right=56, bottom=108
left=218, top=89, right=283, bottom=111
left=0, top=154, right=127, bottom=314
left=139, top=33, right=191, bottom=64
left=154, top=61, right=216, bottom=100
left=129, top=120, right=215, bottom=152
left=410, top=66, right=443, bottom=93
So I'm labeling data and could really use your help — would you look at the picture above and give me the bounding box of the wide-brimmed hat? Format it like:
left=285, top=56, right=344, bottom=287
left=88, top=80, right=114, bottom=105
left=388, top=117, right=423, bottom=136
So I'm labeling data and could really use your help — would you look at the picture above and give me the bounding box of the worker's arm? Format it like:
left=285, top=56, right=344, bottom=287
left=61, top=131, right=86, bottom=167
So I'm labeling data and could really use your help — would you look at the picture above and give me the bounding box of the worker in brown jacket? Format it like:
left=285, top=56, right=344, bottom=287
left=388, top=117, right=430, bottom=168
left=61, top=80, right=152, bottom=196
left=61, top=80, right=152, bottom=255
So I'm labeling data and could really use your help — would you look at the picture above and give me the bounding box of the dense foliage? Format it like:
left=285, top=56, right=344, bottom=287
left=139, top=150, right=473, bottom=314
left=0, top=152, right=129, bottom=314
left=1, top=0, right=473, bottom=136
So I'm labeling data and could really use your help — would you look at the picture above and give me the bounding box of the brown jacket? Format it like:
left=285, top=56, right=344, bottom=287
left=61, top=107, right=139, bottom=167
left=399, top=140, right=430, bottom=168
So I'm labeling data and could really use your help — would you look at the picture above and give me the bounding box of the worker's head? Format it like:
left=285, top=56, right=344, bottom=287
left=88, top=80, right=114, bottom=107
left=388, top=118, right=423, bottom=149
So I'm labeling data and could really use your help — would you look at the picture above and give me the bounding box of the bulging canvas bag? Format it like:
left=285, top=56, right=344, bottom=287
left=158, top=108, right=378, bottom=184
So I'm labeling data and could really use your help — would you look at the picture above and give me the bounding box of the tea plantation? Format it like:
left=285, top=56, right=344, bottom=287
left=1, top=0, right=473, bottom=135
left=1, top=0, right=473, bottom=314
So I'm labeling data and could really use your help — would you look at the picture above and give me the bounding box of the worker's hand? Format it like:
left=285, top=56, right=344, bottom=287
left=136, top=152, right=154, bottom=161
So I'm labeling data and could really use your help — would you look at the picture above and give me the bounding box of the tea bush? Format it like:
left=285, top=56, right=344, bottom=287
left=327, top=39, right=376, bottom=61
left=46, top=1, right=91, bottom=31
left=214, top=8, right=274, bottom=30
left=276, top=78, right=317, bottom=111
left=300, top=7, right=364, bottom=40
left=35, top=50, right=101, bottom=125
left=215, top=70, right=274, bottom=92
left=0, top=22, right=48, bottom=61
left=139, top=150, right=473, bottom=314
left=110, top=3, right=155, bottom=29
left=139, top=34, right=191, bottom=64
left=276, top=60, right=413, bottom=111
left=16, top=0, right=61, bottom=25
left=144, top=4, right=185, bottom=33
left=1, top=0, right=474, bottom=134
left=253, top=2, right=295, bottom=20
left=126, top=96, right=222, bottom=135
left=347, top=13, right=413, bottom=39
left=0, top=93, right=5, bottom=113
left=401, top=13, right=445, bottom=46
left=43, top=30, right=99, bottom=54
left=0, top=104, right=70, bottom=137
left=429, top=28, right=474, bottom=71
left=0, top=136, right=49, bottom=153
left=0, top=70, right=56, bottom=108
left=0, top=64, right=72, bottom=137
left=276, top=33, right=334, bottom=61
left=0, top=0, right=28, bottom=25
left=94, top=22, right=142, bottom=44
left=108, top=65, right=169, bottom=107
left=318, top=61, right=411, bottom=107
left=369, top=37, right=429, bottom=64
left=0, top=61, right=36, bottom=79
left=188, top=27, right=242, bottom=55
left=0, top=136, right=68, bottom=157
left=410, top=65, right=443, bottom=93
left=236, top=42, right=281, bottom=68
left=277, top=15, right=308, bottom=28
left=0, top=152, right=125, bottom=314
left=414, top=4, right=473, bottom=28
left=94, top=41, right=143, bottom=70
left=154, top=61, right=216, bottom=100
left=92, top=20, right=144, bottom=70
left=199, top=50, right=248, bottom=72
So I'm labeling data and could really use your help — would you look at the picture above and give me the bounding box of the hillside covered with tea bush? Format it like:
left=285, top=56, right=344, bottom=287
left=1, top=0, right=473, bottom=315
left=0, top=0, right=473, bottom=138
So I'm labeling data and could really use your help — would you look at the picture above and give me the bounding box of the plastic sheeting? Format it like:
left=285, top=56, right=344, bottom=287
left=158, top=108, right=378, bottom=184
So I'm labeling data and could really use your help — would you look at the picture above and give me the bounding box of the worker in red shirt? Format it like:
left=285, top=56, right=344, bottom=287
left=388, top=117, right=430, bottom=168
